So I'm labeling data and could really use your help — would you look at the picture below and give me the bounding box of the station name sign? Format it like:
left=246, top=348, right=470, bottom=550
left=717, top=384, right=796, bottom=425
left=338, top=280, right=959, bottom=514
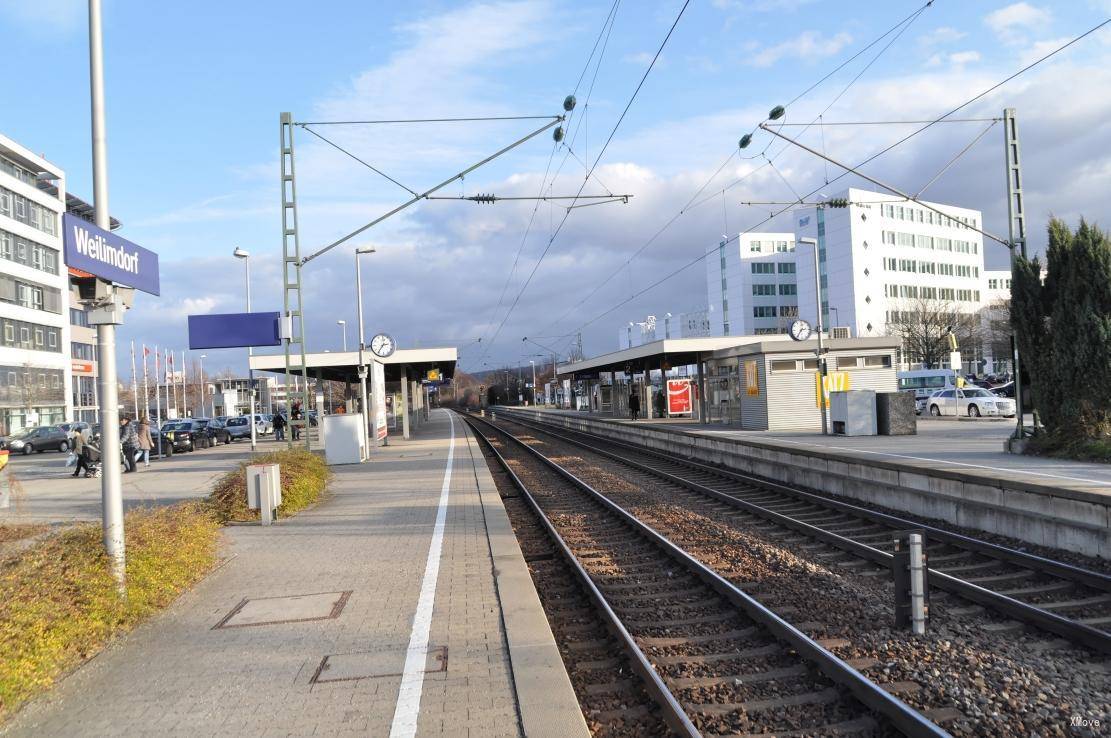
left=62, top=214, right=160, bottom=296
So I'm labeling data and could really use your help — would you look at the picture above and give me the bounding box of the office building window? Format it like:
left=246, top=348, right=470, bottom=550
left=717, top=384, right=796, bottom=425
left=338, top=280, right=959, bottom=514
left=751, top=263, right=775, bottom=274
left=0, top=229, right=60, bottom=275
left=753, top=306, right=776, bottom=318
left=0, top=185, right=57, bottom=236
left=777, top=262, right=795, bottom=274
left=0, top=319, right=62, bottom=353
left=752, top=284, right=775, bottom=296
left=778, top=284, right=796, bottom=295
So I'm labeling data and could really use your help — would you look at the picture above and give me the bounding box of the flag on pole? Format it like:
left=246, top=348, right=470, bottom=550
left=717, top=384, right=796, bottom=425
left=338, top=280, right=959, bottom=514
left=131, top=341, right=140, bottom=420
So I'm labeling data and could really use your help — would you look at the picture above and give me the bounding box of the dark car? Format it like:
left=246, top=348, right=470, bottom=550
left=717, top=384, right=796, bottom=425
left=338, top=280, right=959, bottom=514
left=3, top=425, right=71, bottom=455
left=194, top=418, right=231, bottom=446
left=160, top=421, right=198, bottom=452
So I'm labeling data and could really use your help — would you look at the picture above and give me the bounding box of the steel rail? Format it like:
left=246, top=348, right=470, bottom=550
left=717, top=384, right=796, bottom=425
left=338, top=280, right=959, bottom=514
left=465, top=412, right=950, bottom=738
left=498, top=410, right=1111, bottom=656
left=463, top=415, right=699, bottom=738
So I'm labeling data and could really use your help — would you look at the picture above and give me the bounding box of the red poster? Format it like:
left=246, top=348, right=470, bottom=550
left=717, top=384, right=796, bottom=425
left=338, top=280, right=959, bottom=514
left=667, top=379, right=692, bottom=416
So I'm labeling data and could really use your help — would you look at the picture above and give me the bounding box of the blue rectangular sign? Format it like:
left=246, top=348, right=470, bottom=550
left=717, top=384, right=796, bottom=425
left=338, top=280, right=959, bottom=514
left=62, top=213, right=160, bottom=295
left=188, top=312, right=282, bottom=350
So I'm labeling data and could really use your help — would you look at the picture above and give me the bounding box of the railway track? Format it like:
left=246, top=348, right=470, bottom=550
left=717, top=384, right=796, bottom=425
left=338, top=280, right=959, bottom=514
left=464, top=412, right=950, bottom=738
left=494, top=409, right=1111, bottom=655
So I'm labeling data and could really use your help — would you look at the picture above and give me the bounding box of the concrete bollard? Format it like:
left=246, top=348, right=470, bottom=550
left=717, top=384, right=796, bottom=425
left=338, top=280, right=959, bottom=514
left=247, top=463, right=282, bottom=526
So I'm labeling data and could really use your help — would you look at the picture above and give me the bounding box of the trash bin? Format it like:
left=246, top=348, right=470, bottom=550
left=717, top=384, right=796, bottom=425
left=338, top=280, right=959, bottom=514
left=877, top=392, right=917, bottom=435
left=830, top=390, right=877, bottom=436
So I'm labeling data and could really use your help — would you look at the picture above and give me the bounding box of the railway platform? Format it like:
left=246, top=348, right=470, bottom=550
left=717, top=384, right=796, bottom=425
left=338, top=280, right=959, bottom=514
left=2, top=410, right=586, bottom=738
left=499, top=407, right=1110, bottom=559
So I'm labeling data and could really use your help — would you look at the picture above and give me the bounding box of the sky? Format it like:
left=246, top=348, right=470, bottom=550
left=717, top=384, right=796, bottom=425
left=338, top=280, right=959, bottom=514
left=2, top=0, right=1109, bottom=375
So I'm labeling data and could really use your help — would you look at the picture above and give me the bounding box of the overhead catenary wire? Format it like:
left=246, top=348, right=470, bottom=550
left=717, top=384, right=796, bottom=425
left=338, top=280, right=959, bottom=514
left=536, top=1, right=935, bottom=339
left=299, top=124, right=418, bottom=197
left=471, top=0, right=622, bottom=364
left=474, top=0, right=689, bottom=367
left=294, top=115, right=560, bottom=125
left=567, top=16, right=1111, bottom=334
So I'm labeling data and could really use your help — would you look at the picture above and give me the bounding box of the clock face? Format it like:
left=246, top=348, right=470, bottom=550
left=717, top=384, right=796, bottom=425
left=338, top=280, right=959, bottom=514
left=370, top=333, right=396, bottom=357
left=788, top=319, right=812, bottom=342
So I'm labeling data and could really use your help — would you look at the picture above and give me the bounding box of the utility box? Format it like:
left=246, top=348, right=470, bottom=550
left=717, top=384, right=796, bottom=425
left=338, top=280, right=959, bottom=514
left=877, top=392, right=917, bottom=435
left=830, top=390, right=877, bottom=436
left=246, top=463, right=281, bottom=525
left=323, top=413, right=367, bottom=465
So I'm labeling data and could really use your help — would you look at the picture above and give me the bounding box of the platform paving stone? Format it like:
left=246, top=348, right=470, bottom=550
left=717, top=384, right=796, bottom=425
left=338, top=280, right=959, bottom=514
left=1, top=410, right=573, bottom=738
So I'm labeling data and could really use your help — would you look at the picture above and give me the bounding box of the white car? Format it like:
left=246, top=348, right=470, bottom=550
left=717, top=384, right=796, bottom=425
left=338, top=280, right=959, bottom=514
left=248, top=414, right=273, bottom=435
left=925, top=387, right=1017, bottom=418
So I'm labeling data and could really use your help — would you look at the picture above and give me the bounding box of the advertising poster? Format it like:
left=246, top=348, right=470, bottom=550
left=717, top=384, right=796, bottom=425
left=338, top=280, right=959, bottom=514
left=666, top=379, right=692, bottom=416
left=815, top=371, right=851, bottom=408
left=372, top=361, right=388, bottom=440
left=744, top=360, right=760, bottom=396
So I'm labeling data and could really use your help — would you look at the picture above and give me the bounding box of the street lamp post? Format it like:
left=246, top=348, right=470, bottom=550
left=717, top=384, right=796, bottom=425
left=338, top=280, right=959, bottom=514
left=233, top=247, right=256, bottom=453
left=800, top=236, right=828, bottom=434
left=530, top=360, right=537, bottom=405
left=199, top=354, right=207, bottom=417
left=338, top=320, right=347, bottom=352
left=355, top=247, right=376, bottom=453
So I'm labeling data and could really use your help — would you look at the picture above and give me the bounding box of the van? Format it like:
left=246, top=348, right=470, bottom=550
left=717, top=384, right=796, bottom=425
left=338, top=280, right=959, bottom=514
left=898, top=369, right=958, bottom=412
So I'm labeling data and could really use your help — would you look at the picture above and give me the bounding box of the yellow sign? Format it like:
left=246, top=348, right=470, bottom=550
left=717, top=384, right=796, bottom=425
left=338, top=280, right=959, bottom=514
left=815, top=371, right=851, bottom=408
left=426, top=369, right=441, bottom=382
left=744, top=360, right=760, bottom=396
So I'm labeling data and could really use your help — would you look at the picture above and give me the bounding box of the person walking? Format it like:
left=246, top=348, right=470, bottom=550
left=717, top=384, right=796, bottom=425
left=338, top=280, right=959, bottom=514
left=629, top=390, right=640, bottom=421
left=655, top=388, right=666, bottom=419
left=272, top=411, right=286, bottom=441
left=137, top=417, right=153, bottom=467
left=120, top=417, right=139, bottom=473
left=291, top=404, right=302, bottom=441
left=71, top=427, right=89, bottom=478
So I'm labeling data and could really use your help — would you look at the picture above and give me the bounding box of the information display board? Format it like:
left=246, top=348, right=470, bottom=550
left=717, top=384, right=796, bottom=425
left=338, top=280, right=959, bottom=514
left=372, top=361, right=388, bottom=441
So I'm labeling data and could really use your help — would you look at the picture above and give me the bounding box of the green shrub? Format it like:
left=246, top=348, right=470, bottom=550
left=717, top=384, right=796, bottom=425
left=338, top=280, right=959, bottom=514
left=207, top=448, right=331, bottom=522
left=0, top=503, right=219, bottom=722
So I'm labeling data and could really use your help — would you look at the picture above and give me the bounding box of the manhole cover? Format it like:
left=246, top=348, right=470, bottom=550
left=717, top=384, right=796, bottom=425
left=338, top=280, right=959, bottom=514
left=311, top=646, right=448, bottom=684
left=213, top=590, right=352, bottom=629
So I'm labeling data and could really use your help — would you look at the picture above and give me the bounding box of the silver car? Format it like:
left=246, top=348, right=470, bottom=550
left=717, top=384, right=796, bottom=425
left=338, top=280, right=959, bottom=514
left=926, top=387, right=1017, bottom=418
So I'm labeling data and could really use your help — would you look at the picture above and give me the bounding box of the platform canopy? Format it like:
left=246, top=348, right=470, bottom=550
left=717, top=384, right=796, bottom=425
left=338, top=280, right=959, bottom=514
left=557, top=337, right=762, bottom=378
left=249, top=347, right=457, bottom=384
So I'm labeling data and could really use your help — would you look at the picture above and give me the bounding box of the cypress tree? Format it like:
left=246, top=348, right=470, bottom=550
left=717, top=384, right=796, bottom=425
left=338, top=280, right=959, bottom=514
left=1012, top=218, right=1111, bottom=445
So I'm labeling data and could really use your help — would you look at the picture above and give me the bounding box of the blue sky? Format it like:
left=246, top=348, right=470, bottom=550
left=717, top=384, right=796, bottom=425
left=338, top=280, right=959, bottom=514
left=2, top=0, right=1110, bottom=372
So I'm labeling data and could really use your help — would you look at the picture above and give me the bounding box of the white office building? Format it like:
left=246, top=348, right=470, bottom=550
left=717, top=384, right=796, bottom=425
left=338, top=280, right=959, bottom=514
left=705, top=188, right=1001, bottom=369
left=0, top=135, right=70, bottom=434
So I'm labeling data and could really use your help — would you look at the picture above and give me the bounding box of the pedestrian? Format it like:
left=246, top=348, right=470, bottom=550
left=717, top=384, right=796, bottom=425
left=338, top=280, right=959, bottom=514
left=291, top=405, right=302, bottom=441
left=137, top=416, right=153, bottom=467
left=272, top=411, right=286, bottom=441
left=629, top=391, right=640, bottom=421
left=71, top=427, right=90, bottom=478
left=119, top=416, right=139, bottom=473
left=655, top=389, right=666, bottom=419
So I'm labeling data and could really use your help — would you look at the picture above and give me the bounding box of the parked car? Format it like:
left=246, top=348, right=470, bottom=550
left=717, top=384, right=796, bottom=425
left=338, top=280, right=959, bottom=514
left=926, top=388, right=1017, bottom=418
left=2, top=425, right=71, bottom=454
left=223, top=416, right=254, bottom=441
left=160, top=420, right=198, bottom=452
left=194, top=418, right=231, bottom=446
left=248, top=414, right=273, bottom=435
left=58, top=421, right=92, bottom=439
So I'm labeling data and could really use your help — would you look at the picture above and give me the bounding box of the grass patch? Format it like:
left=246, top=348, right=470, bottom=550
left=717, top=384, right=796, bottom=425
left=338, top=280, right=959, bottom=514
left=207, top=448, right=331, bottom=522
left=1023, top=431, right=1111, bottom=463
left=0, top=502, right=220, bottom=721
left=0, top=524, right=48, bottom=545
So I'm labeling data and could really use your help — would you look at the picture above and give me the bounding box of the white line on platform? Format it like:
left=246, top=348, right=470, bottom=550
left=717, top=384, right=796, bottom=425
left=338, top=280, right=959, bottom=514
left=390, top=411, right=455, bottom=738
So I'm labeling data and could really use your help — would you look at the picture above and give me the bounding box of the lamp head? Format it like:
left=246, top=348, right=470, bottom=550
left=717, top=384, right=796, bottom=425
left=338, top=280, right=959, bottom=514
left=355, top=246, right=376, bottom=255
left=233, top=247, right=249, bottom=259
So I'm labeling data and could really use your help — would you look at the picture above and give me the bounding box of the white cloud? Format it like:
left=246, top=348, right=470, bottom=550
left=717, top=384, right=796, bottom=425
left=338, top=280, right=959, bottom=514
left=948, top=50, right=982, bottom=66
left=985, top=2, right=1052, bottom=43
left=623, top=51, right=661, bottom=67
left=712, top=0, right=818, bottom=10
left=745, top=31, right=854, bottom=68
left=918, top=26, right=968, bottom=49
left=0, top=0, right=82, bottom=35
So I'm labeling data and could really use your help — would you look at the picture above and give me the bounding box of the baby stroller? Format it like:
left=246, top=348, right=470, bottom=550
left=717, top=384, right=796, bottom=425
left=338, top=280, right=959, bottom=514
left=82, top=439, right=103, bottom=478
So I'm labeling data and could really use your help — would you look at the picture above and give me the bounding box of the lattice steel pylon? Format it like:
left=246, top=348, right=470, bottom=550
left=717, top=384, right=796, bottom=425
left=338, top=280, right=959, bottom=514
left=280, top=112, right=311, bottom=448
left=1003, top=108, right=1027, bottom=438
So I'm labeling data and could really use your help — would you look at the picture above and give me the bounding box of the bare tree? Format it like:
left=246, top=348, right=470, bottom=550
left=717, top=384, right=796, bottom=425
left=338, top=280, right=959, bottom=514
left=887, top=299, right=982, bottom=369
left=980, top=296, right=1012, bottom=374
